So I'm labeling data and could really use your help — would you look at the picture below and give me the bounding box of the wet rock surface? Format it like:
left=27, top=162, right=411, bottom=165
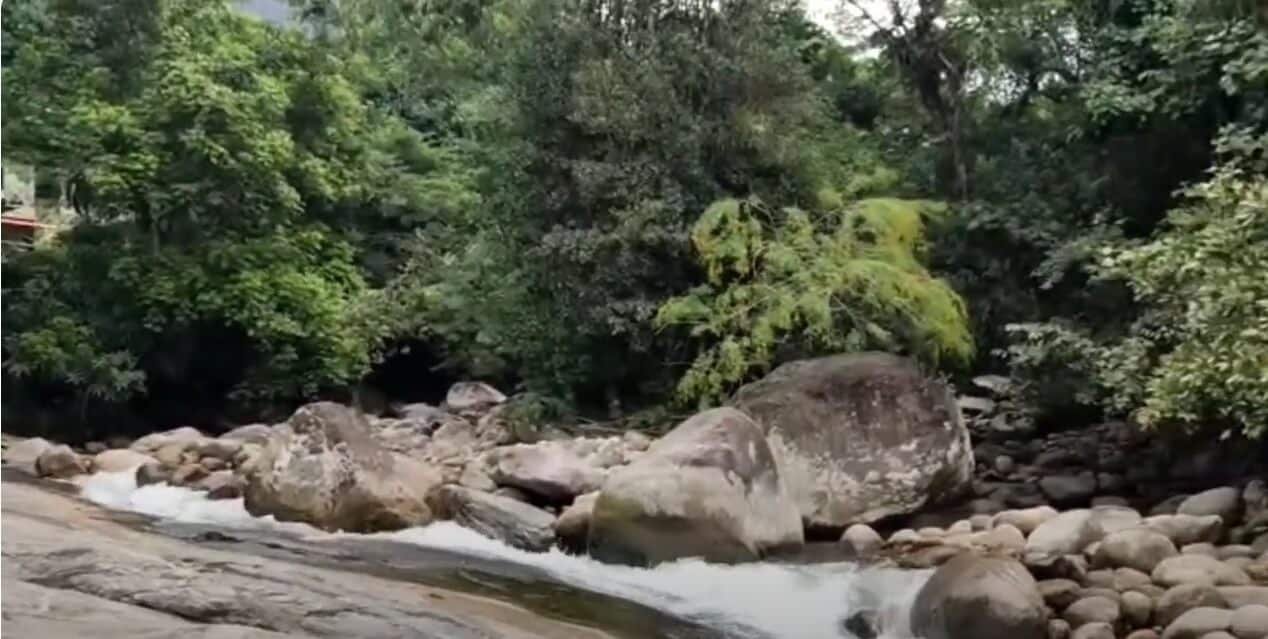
left=1, top=473, right=729, bottom=639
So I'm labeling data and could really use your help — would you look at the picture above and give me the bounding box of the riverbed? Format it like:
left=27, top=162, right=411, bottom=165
left=4, top=469, right=931, bottom=638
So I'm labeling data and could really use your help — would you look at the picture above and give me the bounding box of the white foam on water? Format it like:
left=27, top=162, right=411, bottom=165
left=77, top=470, right=929, bottom=639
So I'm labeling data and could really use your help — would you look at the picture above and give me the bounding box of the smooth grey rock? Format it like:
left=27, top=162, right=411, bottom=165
left=92, top=449, right=157, bottom=473
left=1186, top=543, right=1221, bottom=557
left=1071, top=622, right=1115, bottom=639
left=130, top=426, right=204, bottom=453
left=1040, top=579, right=1083, bottom=610
left=1154, top=555, right=1252, bottom=588
left=1114, top=567, right=1154, bottom=591
left=1145, top=514, right=1226, bottom=546
left=1179, top=488, right=1242, bottom=527
left=1089, top=505, right=1145, bottom=537
left=996, top=455, right=1017, bottom=474
left=553, top=492, right=599, bottom=552
left=1027, top=510, right=1098, bottom=559
left=197, top=470, right=245, bottom=500
left=489, top=443, right=605, bottom=503
left=1095, top=528, right=1179, bottom=572
left=1230, top=604, right=1268, bottom=639
left=1218, top=545, right=1256, bottom=560
left=1157, top=584, right=1229, bottom=627
left=1040, top=473, right=1097, bottom=506
left=427, top=484, right=555, bottom=552
left=218, top=423, right=276, bottom=445
left=1049, top=618, right=1072, bottom=639
left=910, top=555, right=1048, bottom=639
left=995, top=506, right=1060, bottom=535
left=1063, top=596, right=1120, bottom=627
left=35, top=444, right=90, bottom=478
left=842, top=524, right=884, bottom=558
left=1219, top=587, right=1268, bottom=609
left=1122, top=590, right=1153, bottom=628
left=2, top=437, right=52, bottom=475
left=589, top=408, right=803, bottom=565
left=959, top=396, right=998, bottom=414
left=1162, top=607, right=1232, bottom=639
left=443, top=382, right=507, bottom=413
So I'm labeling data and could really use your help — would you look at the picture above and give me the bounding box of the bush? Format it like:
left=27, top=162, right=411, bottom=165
left=1099, top=169, right=1268, bottom=438
left=657, top=196, right=972, bottom=405
left=1005, top=169, right=1268, bottom=438
left=3, top=226, right=374, bottom=404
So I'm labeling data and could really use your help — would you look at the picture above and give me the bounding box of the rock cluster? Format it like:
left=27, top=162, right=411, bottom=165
left=962, top=380, right=1268, bottom=527
left=842, top=483, right=1268, bottom=639
left=3, top=356, right=1265, bottom=639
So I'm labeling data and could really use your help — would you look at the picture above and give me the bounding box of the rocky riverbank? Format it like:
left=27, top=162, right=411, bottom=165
left=0, top=472, right=621, bottom=639
left=4, top=352, right=1267, bottom=639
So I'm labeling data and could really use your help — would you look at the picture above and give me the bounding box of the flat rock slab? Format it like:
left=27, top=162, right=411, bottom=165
left=1, top=478, right=611, bottom=639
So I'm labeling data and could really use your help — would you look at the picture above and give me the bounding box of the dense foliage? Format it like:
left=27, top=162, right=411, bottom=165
left=658, top=197, right=970, bottom=405
left=1, top=0, right=474, bottom=430
left=2, top=0, right=1265, bottom=438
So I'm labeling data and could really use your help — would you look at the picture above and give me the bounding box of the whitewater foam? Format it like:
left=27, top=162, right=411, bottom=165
left=77, top=470, right=928, bottom=639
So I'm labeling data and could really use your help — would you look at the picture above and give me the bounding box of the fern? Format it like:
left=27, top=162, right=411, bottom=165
left=657, top=196, right=972, bottom=405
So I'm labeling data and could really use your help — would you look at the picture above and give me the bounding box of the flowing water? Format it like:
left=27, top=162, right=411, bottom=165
left=77, top=470, right=930, bottom=639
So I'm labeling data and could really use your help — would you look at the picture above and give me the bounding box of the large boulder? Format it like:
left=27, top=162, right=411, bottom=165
left=587, top=407, right=803, bottom=565
left=487, top=443, right=605, bottom=503
left=3, top=437, right=53, bottom=475
left=129, top=426, right=204, bottom=453
left=909, top=555, right=1048, bottom=639
left=92, top=449, right=158, bottom=473
left=217, top=424, right=276, bottom=445
left=243, top=402, right=444, bottom=532
left=554, top=492, right=599, bottom=552
left=732, top=353, right=973, bottom=528
left=426, top=485, right=556, bottom=552
left=35, top=445, right=91, bottom=478
left=443, top=382, right=507, bottom=413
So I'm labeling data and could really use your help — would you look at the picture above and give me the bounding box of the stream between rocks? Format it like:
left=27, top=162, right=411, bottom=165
left=65, top=469, right=931, bottom=639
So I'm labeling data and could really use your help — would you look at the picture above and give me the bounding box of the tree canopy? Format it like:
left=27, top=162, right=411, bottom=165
left=2, top=0, right=1265, bottom=438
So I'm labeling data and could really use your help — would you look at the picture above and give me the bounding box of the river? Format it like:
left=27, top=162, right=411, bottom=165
left=69, top=470, right=930, bottom=639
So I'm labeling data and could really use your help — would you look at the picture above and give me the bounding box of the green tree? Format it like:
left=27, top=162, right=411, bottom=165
left=1, top=0, right=474, bottom=431
left=443, top=0, right=858, bottom=406
left=657, top=197, right=971, bottom=405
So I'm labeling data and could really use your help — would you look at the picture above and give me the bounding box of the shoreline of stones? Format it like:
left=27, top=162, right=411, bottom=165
left=845, top=491, right=1268, bottom=639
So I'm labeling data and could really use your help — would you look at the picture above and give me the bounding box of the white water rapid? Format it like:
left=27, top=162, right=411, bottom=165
left=77, top=470, right=930, bottom=639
